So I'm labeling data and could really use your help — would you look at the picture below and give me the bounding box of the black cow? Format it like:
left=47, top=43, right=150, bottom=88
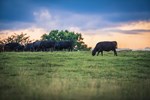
left=92, top=41, right=117, bottom=56
left=24, top=43, right=34, bottom=51
left=16, top=45, right=24, bottom=51
left=32, top=41, right=42, bottom=51
left=55, top=41, right=73, bottom=51
left=4, top=42, right=24, bottom=51
left=40, top=40, right=56, bottom=51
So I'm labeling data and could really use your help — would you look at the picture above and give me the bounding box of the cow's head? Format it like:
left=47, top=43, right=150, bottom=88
left=92, top=49, right=96, bottom=56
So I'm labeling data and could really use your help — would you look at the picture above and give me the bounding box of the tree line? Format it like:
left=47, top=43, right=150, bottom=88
left=0, top=30, right=91, bottom=51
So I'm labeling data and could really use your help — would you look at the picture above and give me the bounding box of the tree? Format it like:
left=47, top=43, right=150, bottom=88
left=0, top=33, right=32, bottom=45
left=41, top=30, right=91, bottom=51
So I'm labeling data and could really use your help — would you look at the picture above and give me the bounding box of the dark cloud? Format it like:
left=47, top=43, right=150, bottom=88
left=104, top=12, right=150, bottom=22
left=111, top=29, right=150, bottom=34
left=56, top=0, right=150, bottom=13
left=0, top=22, right=33, bottom=31
left=0, top=0, right=150, bottom=30
left=0, top=0, right=34, bottom=22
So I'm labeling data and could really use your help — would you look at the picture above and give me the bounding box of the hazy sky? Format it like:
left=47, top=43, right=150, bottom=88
left=0, top=0, right=150, bottom=49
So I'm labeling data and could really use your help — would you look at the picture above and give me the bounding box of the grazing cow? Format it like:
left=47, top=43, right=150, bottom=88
left=4, top=42, right=24, bottom=51
left=24, top=43, right=34, bottom=51
left=16, top=45, right=24, bottom=51
left=55, top=40, right=73, bottom=51
left=32, top=41, right=42, bottom=51
left=40, top=40, right=56, bottom=51
left=92, top=41, right=117, bottom=56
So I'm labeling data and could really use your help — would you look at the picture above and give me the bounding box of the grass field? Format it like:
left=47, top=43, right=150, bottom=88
left=0, top=51, right=150, bottom=100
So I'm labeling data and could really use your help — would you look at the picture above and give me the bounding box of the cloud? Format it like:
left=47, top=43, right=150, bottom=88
left=1, top=1, right=150, bottom=49
left=31, top=9, right=110, bottom=31
left=0, top=22, right=33, bottom=31
left=1, top=8, right=150, bottom=37
left=0, top=27, right=47, bottom=40
left=102, top=21, right=150, bottom=34
left=0, top=9, right=150, bottom=49
left=33, top=9, right=52, bottom=21
left=108, top=29, right=150, bottom=34
left=115, top=21, right=150, bottom=30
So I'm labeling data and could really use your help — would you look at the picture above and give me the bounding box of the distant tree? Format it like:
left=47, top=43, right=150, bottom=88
left=41, top=30, right=91, bottom=50
left=0, top=33, right=32, bottom=45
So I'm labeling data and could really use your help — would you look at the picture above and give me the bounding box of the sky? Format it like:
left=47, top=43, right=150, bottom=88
left=0, top=0, right=150, bottom=49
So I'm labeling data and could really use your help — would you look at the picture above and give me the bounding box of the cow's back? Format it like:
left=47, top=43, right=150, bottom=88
left=96, top=41, right=117, bottom=51
left=4, top=43, right=20, bottom=51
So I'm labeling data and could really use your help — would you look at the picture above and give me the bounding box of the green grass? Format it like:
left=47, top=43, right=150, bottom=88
left=0, top=51, right=150, bottom=100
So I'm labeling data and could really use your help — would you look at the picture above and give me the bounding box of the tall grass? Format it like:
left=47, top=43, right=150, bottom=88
left=0, top=51, right=150, bottom=100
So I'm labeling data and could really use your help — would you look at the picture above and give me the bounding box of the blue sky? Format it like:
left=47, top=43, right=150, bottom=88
left=1, top=0, right=150, bottom=23
left=0, top=0, right=150, bottom=48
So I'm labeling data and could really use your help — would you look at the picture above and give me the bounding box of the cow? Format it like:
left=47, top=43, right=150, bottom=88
left=40, top=40, right=56, bottom=51
left=16, top=45, right=24, bottom=51
left=4, top=42, right=24, bottom=51
left=92, top=41, right=117, bottom=56
left=55, top=40, right=74, bottom=51
left=24, top=43, right=34, bottom=51
left=32, top=41, right=42, bottom=51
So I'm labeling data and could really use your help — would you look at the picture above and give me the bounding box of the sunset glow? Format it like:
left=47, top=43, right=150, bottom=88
left=0, top=0, right=150, bottom=49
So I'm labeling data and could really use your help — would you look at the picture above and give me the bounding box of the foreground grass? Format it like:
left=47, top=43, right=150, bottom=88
left=0, top=51, right=150, bottom=100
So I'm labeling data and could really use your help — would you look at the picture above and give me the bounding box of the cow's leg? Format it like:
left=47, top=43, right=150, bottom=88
left=114, top=49, right=117, bottom=56
left=101, top=51, right=103, bottom=56
left=51, top=48, right=53, bottom=52
left=97, top=51, right=100, bottom=56
left=68, top=48, right=70, bottom=52
left=69, top=47, right=73, bottom=52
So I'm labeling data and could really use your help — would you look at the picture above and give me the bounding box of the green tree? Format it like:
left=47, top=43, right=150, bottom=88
left=41, top=30, right=91, bottom=51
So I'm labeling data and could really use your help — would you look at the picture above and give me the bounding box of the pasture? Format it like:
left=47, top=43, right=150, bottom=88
left=0, top=51, right=150, bottom=100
